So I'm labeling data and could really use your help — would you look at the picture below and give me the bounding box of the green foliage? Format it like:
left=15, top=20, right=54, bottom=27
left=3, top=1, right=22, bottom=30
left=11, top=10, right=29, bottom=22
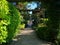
left=57, top=30, right=60, bottom=44
left=20, top=15, right=25, bottom=24
left=36, top=27, right=48, bottom=41
left=36, top=8, right=60, bottom=43
left=46, top=7, right=60, bottom=43
left=0, top=0, right=20, bottom=44
left=36, top=27, right=58, bottom=42
left=0, top=20, right=10, bottom=44
left=6, top=3, right=20, bottom=42
left=0, top=0, right=10, bottom=44
left=0, top=0, right=10, bottom=19
left=19, top=24, right=25, bottom=29
left=36, top=2, right=60, bottom=44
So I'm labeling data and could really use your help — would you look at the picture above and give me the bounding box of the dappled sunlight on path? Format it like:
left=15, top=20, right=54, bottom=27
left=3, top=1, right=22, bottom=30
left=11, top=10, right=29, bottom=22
left=10, top=28, right=51, bottom=45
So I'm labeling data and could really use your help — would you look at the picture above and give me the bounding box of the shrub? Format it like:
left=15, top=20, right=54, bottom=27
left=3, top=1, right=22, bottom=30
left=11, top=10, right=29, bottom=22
left=36, top=27, right=58, bottom=42
left=56, top=28, right=60, bottom=44
left=0, top=0, right=20, bottom=44
left=0, top=0, right=10, bottom=44
left=6, top=3, right=20, bottom=42
left=36, top=17, right=59, bottom=42
left=36, top=27, right=49, bottom=41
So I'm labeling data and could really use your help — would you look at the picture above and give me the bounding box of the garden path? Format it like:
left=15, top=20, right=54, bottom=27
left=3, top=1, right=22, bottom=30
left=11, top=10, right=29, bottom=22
left=10, top=28, right=51, bottom=45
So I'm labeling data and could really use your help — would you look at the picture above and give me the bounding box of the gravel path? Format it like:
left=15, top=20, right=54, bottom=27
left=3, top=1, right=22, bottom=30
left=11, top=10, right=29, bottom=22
left=10, top=28, right=51, bottom=45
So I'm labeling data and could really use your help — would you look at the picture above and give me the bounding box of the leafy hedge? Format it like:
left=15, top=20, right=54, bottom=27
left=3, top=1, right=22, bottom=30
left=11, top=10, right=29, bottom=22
left=36, top=10, right=60, bottom=44
left=6, top=3, right=20, bottom=43
left=36, top=27, right=48, bottom=40
left=0, top=0, right=10, bottom=44
left=0, top=0, right=20, bottom=44
left=36, top=27, right=58, bottom=42
left=36, top=2, right=60, bottom=45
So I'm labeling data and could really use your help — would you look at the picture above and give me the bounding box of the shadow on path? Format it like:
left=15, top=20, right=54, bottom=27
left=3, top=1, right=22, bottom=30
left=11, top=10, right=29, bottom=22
left=10, top=28, right=50, bottom=45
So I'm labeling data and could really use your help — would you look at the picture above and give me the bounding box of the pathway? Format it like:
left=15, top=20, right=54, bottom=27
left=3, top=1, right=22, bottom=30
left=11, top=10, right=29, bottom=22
left=10, top=28, right=51, bottom=45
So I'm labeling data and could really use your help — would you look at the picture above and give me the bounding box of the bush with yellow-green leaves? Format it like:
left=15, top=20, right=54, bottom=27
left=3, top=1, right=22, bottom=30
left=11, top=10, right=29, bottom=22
left=0, top=0, right=21, bottom=44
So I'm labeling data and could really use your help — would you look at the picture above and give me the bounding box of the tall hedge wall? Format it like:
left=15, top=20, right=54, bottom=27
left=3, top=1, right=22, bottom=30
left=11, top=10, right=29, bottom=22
left=0, top=0, right=20, bottom=44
